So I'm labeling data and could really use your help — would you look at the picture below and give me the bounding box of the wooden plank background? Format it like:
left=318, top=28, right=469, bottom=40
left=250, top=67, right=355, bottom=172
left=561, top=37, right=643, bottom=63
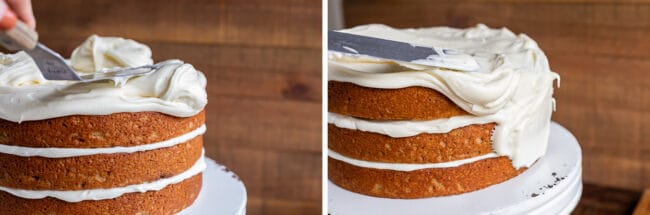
left=342, top=0, right=650, bottom=193
left=31, top=1, right=322, bottom=214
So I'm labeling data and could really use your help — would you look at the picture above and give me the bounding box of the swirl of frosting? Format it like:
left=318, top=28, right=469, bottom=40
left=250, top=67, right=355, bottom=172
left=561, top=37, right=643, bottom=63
left=70, top=35, right=153, bottom=73
left=0, top=52, right=46, bottom=87
left=0, top=36, right=207, bottom=122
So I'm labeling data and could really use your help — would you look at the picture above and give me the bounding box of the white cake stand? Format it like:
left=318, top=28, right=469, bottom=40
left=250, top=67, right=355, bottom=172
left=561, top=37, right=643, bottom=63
left=329, top=122, right=583, bottom=215
left=179, top=158, right=247, bottom=215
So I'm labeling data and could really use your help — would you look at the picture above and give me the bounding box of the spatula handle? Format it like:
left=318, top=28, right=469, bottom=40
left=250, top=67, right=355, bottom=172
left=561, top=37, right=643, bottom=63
left=0, top=2, right=37, bottom=51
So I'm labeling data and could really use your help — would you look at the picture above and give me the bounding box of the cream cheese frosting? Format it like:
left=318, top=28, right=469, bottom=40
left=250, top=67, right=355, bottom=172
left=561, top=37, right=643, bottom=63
left=329, top=112, right=496, bottom=138
left=0, top=151, right=206, bottom=202
left=329, top=24, right=560, bottom=168
left=70, top=35, right=153, bottom=73
left=329, top=150, right=498, bottom=171
left=0, top=124, right=206, bottom=158
left=0, top=36, right=207, bottom=123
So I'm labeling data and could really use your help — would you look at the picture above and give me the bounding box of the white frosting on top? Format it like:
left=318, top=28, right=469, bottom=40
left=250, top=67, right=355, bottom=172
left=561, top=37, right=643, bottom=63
left=0, top=36, right=207, bottom=123
left=0, top=52, right=46, bottom=86
left=329, top=150, right=498, bottom=171
left=329, top=24, right=559, bottom=168
left=0, top=124, right=206, bottom=158
left=70, top=35, right=153, bottom=73
left=0, top=151, right=206, bottom=202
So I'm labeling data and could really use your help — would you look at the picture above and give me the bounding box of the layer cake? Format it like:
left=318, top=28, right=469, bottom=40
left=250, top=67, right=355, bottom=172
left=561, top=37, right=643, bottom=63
left=328, top=24, right=559, bottom=199
left=0, top=35, right=208, bottom=214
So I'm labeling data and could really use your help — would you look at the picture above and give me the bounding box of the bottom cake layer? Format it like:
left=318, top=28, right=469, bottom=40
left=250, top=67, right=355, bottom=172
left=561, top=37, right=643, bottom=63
left=329, top=157, right=526, bottom=199
left=0, top=174, right=202, bottom=215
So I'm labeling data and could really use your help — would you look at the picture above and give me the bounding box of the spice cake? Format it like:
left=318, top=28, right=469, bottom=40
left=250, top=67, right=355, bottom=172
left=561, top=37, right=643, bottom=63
left=328, top=24, right=559, bottom=199
left=0, top=35, right=208, bottom=214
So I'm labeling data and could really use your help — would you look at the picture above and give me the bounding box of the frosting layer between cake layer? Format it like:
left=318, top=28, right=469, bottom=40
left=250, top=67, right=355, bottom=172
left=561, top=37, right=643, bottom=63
left=329, top=24, right=559, bottom=168
left=329, top=149, right=498, bottom=171
left=329, top=112, right=495, bottom=138
left=0, top=124, right=206, bottom=158
left=0, top=36, right=207, bottom=123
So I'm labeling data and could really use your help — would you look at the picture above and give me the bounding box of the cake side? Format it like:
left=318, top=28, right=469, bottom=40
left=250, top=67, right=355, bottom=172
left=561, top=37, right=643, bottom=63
left=328, top=24, right=559, bottom=199
left=0, top=35, right=209, bottom=213
left=329, top=81, right=467, bottom=120
left=329, top=158, right=525, bottom=198
left=327, top=82, right=528, bottom=198
left=0, top=174, right=202, bottom=215
left=0, top=133, right=202, bottom=190
left=329, top=24, right=559, bottom=169
left=0, top=111, right=205, bottom=148
left=329, top=123, right=495, bottom=163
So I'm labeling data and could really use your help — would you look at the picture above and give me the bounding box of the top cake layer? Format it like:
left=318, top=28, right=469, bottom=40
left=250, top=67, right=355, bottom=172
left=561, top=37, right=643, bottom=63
left=0, top=35, right=207, bottom=123
left=329, top=24, right=560, bottom=168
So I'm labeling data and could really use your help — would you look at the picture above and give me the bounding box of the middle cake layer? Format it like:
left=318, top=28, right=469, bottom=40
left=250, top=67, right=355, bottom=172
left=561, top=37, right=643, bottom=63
left=0, top=136, right=202, bottom=190
left=329, top=123, right=495, bottom=163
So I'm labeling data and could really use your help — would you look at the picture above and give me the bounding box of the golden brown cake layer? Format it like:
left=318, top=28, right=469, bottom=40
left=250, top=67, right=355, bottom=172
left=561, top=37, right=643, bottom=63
left=0, top=136, right=202, bottom=190
left=328, top=81, right=468, bottom=120
left=329, top=157, right=526, bottom=199
left=0, top=110, right=205, bottom=148
left=0, top=173, right=202, bottom=215
left=329, top=123, right=495, bottom=163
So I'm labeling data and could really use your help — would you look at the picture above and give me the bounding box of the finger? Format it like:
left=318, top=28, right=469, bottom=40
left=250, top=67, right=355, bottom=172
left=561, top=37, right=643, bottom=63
left=6, top=0, right=35, bottom=29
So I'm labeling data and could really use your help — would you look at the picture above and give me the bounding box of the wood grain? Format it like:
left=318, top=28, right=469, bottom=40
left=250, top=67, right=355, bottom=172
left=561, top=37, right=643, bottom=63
left=34, top=0, right=320, bottom=49
left=32, top=0, right=322, bottom=214
left=343, top=0, right=650, bottom=193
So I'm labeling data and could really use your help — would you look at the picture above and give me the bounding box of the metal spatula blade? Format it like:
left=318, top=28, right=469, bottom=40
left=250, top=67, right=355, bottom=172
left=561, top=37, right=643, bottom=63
left=0, top=6, right=168, bottom=82
left=26, top=43, right=81, bottom=81
left=77, top=61, right=182, bottom=82
left=25, top=42, right=178, bottom=82
left=328, top=31, right=480, bottom=71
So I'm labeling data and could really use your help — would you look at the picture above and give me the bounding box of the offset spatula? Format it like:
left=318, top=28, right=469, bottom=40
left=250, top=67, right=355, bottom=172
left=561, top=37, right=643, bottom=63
left=328, top=30, right=480, bottom=71
left=0, top=3, right=161, bottom=81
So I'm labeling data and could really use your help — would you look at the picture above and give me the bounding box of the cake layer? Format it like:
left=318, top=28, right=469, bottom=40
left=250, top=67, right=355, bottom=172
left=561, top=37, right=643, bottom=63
left=0, top=124, right=206, bottom=158
left=0, top=174, right=202, bottom=215
left=329, top=157, right=526, bottom=198
left=329, top=81, right=467, bottom=120
left=0, top=111, right=205, bottom=148
left=0, top=153, right=206, bottom=202
left=329, top=123, right=495, bottom=163
left=0, top=136, right=202, bottom=190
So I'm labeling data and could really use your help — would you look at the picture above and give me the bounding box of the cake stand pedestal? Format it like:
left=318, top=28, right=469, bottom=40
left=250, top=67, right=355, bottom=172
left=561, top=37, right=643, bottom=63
left=180, top=158, right=247, bottom=215
left=329, top=122, right=582, bottom=215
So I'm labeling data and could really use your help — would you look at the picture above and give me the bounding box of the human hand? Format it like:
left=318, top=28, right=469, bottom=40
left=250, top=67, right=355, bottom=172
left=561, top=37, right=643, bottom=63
left=1, top=0, right=34, bottom=29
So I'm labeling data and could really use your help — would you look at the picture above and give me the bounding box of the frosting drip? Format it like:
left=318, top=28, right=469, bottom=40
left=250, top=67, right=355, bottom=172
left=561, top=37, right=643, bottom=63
left=329, top=24, right=560, bottom=168
left=0, top=36, right=207, bottom=122
left=0, top=151, right=206, bottom=202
